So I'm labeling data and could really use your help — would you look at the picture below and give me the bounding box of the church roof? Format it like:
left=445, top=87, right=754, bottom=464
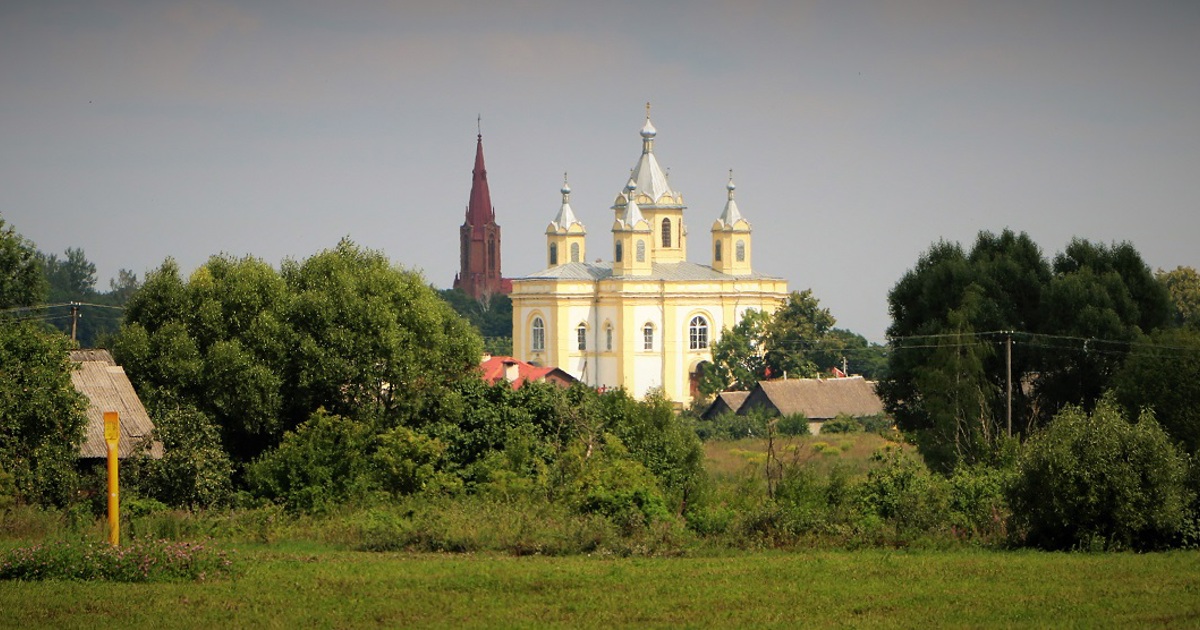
left=550, top=175, right=582, bottom=231
left=518, top=260, right=781, bottom=282
left=716, top=174, right=748, bottom=227
left=466, top=133, right=494, bottom=226
left=626, top=106, right=681, bottom=207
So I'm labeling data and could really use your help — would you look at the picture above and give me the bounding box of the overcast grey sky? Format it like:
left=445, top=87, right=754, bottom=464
left=3, top=1, right=1197, bottom=341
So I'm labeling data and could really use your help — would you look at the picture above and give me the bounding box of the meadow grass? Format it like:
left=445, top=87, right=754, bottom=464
left=0, top=545, right=1196, bottom=628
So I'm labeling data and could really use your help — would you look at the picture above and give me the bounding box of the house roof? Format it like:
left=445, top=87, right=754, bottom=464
left=479, top=355, right=577, bottom=390
left=700, top=390, right=750, bottom=420
left=742, top=376, right=884, bottom=420
left=69, top=349, right=162, bottom=459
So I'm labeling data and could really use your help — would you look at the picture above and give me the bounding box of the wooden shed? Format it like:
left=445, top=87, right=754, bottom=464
left=69, top=349, right=162, bottom=459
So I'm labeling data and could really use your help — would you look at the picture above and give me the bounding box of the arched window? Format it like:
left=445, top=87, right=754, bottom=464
left=570, top=242, right=580, bottom=263
left=661, top=218, right=671, bottom=248
left=549, top=243, right=558, bottom=266
left=615, top=241, right=623, bottom=262
left=643, top=323, right=654, bottom=351
left=488, top=238, right=496, bottom=270
left=636, top=239, right=645, bottom=262
left=605, top=324, right=613, bottom=351
left=714, top=240, right=722, bottom=262
left=577, top=323, right=587, bottom=350
left=531, top=317, right=545, bottom=352
left=689, top=315, right=709, bottom=350
left=736, top=240, right=746, bottom=262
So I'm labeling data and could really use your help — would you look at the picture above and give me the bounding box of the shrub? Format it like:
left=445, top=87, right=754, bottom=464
left=858, top=447, right=950, bottom=537
left=0, top=538, right=236, bottom=582
left=1008, top=398, right=1194, bottom=551
left=776, top=413, right=811, bottom=436
left=821, top=414, right=863, bottom=434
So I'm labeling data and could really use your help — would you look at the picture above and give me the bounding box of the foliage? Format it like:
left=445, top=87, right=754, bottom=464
left=114, top=241, right=484, bottom=474
left=0, top=539, right=236, bottom=582
left=1158, top=266, right=1200, bottom=329
left=0, top=320, right=88, bottom=505
left=701, top=290, right=851, bottom=395
left=857, top=447, right=951, bottom=536
left=246, top=409, right=378, bottom=513
left=882, top=230, right=1170, bottom=471
left=130, top=406, right=234, bottom=508
left=439, top=288, right=513, bottom=354
left=0, top=215, right=47, bottom=309
left=820, top=414, right=863, bottom=434
left=776, top=412, right=811, bottom=436
left=1007, top=398, right=1193, bottom=551
left=39, top=247, right=96, bottom=302
left=1114, top=327, right=1200, bottom=454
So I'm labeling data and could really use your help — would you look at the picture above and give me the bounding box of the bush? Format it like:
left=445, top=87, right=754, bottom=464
left=1008, top=398, right=1194, bottom=551
left=858, top=447, right=950, bottom=537
left=821, top=414, right=863, bottom=434
left=0, top=538, right=236, bottom=582
left=776, top=413, right=811, bottom=436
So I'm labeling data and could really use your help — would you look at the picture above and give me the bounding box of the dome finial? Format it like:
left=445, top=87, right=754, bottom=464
left=562, top=172, right=571, bottom=196
left=476, top=114, right=481, bottom=139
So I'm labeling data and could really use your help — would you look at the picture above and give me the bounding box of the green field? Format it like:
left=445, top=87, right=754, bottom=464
left=2, top=545, right=1198, bottom=628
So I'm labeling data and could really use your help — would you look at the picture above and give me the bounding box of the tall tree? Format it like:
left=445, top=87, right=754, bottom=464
left=881, top=231, right=1171, bottom=470
left=1158, top=266, right=1200, bottom=329
left=0, top=216, right=47, bottom=309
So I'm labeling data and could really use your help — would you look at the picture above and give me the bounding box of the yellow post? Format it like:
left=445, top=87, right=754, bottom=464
left=104, top=411, right=120, bottom=547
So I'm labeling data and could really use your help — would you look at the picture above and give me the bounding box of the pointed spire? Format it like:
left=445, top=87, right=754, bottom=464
left=717, top=170, right=745, bottom=226
left=622, top=178, right=646, bottom=226
left=466, top=128, right=494, bottom=225
left=626, top=103, right=678, bottom=206
left=551, top=172, right=581, bottom=229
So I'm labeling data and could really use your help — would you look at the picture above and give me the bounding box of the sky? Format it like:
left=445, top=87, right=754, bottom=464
left=2, top=1, right=1198, bottom=342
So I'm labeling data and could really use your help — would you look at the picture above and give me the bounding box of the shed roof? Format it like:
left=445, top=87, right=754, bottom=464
left=700, top=391, right=750, bottom=420
left=69, top=349, right=162, bottom=459
left=742, top=376, right=884, bottom=420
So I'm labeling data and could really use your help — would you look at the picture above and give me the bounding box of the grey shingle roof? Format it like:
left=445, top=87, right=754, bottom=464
left=740, top=376, right=884, bottom=421
left=70, top=349, right=162, bottom=459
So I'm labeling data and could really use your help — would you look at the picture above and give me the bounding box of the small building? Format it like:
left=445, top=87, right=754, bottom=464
left=700, top=391, right=751, bottom=420
left=69, top=349, right=162, bottom=459
left=480, top=354, right=577, bottom=390
left=737, top=376, right=885, bottom=435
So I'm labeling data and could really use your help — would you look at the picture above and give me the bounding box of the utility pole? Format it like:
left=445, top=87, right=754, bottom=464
left=1006, top=332, right=1013, bottom=438
left=70, top=302, right=79, bottom=342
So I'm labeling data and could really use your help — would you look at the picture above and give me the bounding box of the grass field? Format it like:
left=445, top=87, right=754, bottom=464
left=1, top=544, right=1198, bottom=628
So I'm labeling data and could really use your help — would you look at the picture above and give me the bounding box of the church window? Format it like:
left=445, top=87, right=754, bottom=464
left=643, top=323, right=654, bottom=350
left=570, top=242, right=580, bottom=263
left=605, top=325, right=613, bottom=351
left=661, top=218, right=671, bottom=248
left=615, top=241, right=623, bottom=262
left=636, top=240, right=645, bottom=262
left=715, top=241, right=722, bottom=262
left=689, top=315, right=709, bottom=350
left=488, top=238, right=496, bottom=270
left=577, top=324, right=587, bottom=350
left=532, top=317, right=545, bottom=352
left=736, top=240, right=746, bottom=262
left=549, top=243, right=558, bottom=266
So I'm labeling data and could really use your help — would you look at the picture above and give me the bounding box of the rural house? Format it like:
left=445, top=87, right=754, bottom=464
left=736, top=376, right=885, bottom=435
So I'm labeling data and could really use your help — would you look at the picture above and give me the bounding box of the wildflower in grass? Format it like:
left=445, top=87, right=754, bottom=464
left=0, top=539, right=237, bottom=582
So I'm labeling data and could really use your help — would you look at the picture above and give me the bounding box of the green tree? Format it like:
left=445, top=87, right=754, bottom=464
left=1035, top=239, right=1171, bottom=415
left=40, top=247, right=97, bottom=302
left=700, top=290, right=842, bottom=395
left=1008, top=398, right=1192, bottom=550
left=1114, top=327, right=1200, bottom=454
left=0, top=320, right=88, bottom=505
left=1158, top=266, right=1200, bottom=329
left=699, top=308, right=769, bottom=395
left=0, top=216, right=47, bottom=309
left=762, top=290, right=836, bottom=379
left=881, top=231, right=1170, bottom=470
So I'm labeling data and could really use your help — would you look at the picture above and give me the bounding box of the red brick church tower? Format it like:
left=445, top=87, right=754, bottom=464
left=454, top=129, right=511, bottom=300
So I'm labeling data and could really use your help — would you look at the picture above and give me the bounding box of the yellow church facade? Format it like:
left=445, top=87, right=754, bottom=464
left=511, top=110, right=789, bottom=404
